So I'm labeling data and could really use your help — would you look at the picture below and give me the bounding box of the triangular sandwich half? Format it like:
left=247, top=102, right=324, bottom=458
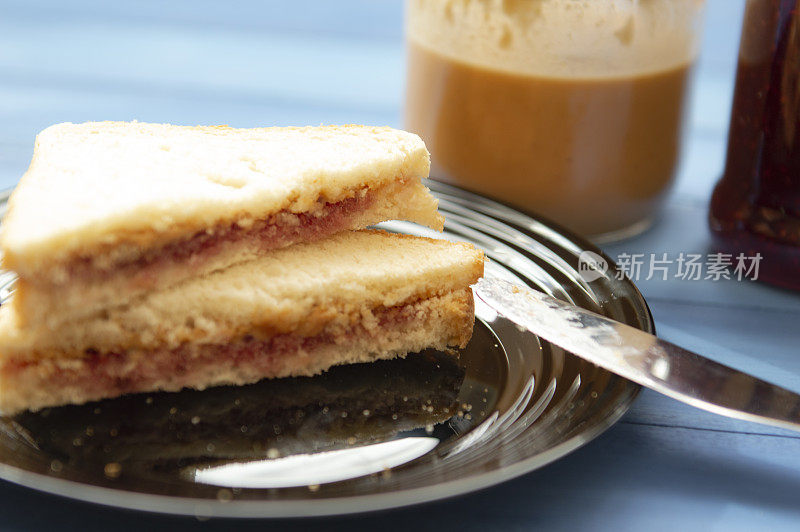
left=0, top=230, right=483, bottom=414
left=1, top=122, right=442, bottom=325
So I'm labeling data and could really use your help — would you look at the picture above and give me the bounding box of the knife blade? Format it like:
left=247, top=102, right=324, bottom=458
left=475, top=277, right=800, bottom=433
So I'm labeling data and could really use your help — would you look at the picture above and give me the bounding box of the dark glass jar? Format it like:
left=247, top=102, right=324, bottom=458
left=709, top=0, right=800, bottom=290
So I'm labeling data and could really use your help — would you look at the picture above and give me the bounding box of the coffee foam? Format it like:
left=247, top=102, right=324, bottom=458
left=407, top=0, right=705, bottom=78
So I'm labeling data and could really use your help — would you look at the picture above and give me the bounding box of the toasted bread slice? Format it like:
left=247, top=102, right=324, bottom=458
left=0, top=230, right=484, bottom=413
left=1, top=122, right=441, bottom=325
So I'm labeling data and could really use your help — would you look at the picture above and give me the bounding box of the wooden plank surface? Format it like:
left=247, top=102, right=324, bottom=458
left=1, top=0, right=799, bottom=530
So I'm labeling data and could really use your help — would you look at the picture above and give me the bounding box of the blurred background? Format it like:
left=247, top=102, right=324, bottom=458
left=4, top=2, right=800, bottom=530
left=1, top=0, right=742, bottom=198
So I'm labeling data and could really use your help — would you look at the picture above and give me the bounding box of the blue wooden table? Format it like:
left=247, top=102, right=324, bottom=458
left=1, top=1, right=799, bottom=530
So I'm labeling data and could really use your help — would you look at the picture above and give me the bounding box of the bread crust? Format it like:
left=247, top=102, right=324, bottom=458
left=1, top=230, right=484, bottom=356
left=1, top=123, right=435, bottom=272
left=0, top=289, right=475, bottom=414
left=12, top=178, right=443, bottom=326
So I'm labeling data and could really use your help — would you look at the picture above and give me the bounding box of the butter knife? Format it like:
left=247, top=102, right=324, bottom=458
left=475, top=277, right=800, bottom=433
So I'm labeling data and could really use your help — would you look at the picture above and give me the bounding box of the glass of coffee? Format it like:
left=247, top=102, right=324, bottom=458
left=405, top=0, right=706, bottom=241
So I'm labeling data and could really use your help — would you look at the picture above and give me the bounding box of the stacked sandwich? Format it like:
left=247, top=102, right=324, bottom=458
left=0, top=122, right=484, bottom=414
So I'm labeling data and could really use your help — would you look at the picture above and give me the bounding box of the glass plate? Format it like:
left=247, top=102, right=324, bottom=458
left=0, top=181, right=653, bottom=518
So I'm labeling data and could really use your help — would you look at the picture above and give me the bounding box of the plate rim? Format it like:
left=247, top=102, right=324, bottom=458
left=0, top=395, right=638, bottom=518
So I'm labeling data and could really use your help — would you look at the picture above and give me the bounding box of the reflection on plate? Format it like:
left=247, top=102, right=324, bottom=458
left=10, top=351, right=467, bottom=489
left=0, top=181, right=653, bottom=518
